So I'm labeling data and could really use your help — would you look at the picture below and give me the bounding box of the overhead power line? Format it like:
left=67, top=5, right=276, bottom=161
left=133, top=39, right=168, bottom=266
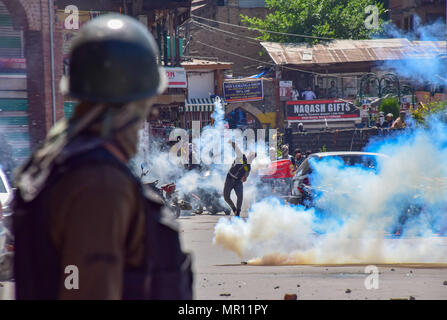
left=191, top=20, right=261, bottom=44
left=191, top=14, right=338, bottom=41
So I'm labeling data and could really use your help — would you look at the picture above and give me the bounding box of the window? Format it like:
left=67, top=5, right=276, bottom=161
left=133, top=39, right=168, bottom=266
left=238, top=0, right=266, bottom=8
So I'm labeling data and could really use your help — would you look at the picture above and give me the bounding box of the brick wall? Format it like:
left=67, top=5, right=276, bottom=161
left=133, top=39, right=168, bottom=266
left=190, top=4, right=271, bottom=77
left=287, top=128, right=399, bottom=153
left=249, top=77, right=275, bottom=113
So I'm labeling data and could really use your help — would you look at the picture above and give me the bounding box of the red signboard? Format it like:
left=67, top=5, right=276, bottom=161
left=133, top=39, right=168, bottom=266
left=286, top=99, right=360, bottom=121
left=0, top=58, right=26, bottom=70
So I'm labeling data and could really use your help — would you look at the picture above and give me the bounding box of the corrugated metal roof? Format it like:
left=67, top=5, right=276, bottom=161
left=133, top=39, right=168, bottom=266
left=260, top=39, right=447, bottom=66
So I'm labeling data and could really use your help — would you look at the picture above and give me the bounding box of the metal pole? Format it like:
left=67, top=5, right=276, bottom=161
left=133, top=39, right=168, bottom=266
left=48, top=0, right=56, bottom=125
left=275, top=65, right=280, bottom=128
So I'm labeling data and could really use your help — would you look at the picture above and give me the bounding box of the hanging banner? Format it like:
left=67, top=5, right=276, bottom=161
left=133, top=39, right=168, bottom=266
left=286, top=99, right=360, bottom=121
left=223, top=80, right=263, bottom=102
left=279, top=81, right=293, bottom=101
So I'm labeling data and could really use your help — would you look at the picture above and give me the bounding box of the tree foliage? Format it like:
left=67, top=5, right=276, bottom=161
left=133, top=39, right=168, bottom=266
left=379, top=97, right=400, bottom=119
left=411, top=97, right=447, bottom=124
left=241, top=0, right=386, bottom=44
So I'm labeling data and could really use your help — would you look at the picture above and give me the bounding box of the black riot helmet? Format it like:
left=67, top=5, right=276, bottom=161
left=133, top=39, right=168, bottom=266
left=67, top=14, right=166, bottom=103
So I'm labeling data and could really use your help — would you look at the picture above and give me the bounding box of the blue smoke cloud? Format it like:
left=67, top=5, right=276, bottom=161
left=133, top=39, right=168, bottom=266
left=214, top=116, right=447, bottom=264
left=380, top=15, right=446, bottom=86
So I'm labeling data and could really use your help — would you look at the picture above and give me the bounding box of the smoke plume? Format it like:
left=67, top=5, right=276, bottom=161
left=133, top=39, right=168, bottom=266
left=214, top=116, right=447, bottom=265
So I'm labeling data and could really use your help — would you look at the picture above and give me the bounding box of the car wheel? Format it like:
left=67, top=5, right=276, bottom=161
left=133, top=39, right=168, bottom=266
left=0, top=252, right=13, bottom=281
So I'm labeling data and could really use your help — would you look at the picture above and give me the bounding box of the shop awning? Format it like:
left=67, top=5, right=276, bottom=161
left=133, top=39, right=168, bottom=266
left=184, top=97, right=227, bottom=112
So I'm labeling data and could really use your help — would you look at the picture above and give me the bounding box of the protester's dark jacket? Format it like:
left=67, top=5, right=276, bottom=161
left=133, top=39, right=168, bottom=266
left=12, top=139, right=193, bottom=300
left=228, top=154, right=251, bottom=181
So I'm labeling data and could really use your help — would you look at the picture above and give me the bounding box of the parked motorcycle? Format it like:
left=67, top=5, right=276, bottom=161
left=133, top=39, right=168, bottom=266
left=181, top=169, right=231, bottom=215
left=140, top=163, right=191, bottom=218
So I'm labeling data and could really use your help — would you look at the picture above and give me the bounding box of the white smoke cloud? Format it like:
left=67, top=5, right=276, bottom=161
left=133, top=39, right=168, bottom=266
left=132, top=99, right=276, bottom=215
left=214, top=117, right=447, bottom=265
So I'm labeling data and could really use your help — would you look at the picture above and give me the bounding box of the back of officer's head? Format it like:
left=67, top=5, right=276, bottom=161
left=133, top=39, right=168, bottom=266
left=61, top=14, right=167, bottom=159
left=65, top=14, right=166, bottom=104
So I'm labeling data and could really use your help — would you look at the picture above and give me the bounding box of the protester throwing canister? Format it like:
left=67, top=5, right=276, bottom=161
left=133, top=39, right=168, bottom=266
left=223, top=141, right=256, bottom=217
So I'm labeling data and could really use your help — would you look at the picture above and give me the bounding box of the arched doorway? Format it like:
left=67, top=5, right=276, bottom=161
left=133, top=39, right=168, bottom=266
left=225, top=107, right=262, bottom=130
left=225, top=103, right=263, bottom=130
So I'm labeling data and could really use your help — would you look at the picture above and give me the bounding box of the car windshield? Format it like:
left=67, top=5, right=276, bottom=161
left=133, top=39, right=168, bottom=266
left=335, top=155, right=378, bottom=169
left=296, top=154, right=381, bottom=176
left=317, top=154, right=380, bottom=171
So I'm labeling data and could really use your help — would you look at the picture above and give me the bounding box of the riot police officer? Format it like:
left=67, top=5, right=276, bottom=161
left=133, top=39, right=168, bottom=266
left=12, top=14, right=192, bottom=300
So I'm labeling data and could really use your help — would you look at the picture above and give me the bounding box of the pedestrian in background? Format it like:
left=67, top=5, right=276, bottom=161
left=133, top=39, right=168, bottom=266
left=302, top=87, right=317, bottom=100
left=293, top=148, right=304, bottom=168
left=392, top=111, right=407, bottom=129
left=281, top=145, right=294, bottom=162
left=291, top=86, right=300, bottom=101
left=328, top=81, right=338, bottom=98
left=381, top=113, right=394, bottom=128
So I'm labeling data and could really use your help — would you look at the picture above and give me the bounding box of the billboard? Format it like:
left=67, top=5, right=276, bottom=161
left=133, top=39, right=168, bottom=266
left=223, top=80, right=263, bottom=102
left=286, top=99, right=360, bottom=121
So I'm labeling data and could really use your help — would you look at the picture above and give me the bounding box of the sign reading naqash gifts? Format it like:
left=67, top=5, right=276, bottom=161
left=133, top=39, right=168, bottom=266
left=223, top=80, right=263, bottom=102
left=286, top=99, right=360, bottom=121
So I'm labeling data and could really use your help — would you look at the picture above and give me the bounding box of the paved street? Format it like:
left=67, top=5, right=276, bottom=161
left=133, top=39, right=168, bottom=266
left=1, top=212, right=446, bottom=300
left=179, top=213, right=447, bottom=300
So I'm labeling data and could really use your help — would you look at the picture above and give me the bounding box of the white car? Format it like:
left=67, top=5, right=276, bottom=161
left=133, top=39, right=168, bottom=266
left=0, top=168, right=13, bottom=281
left=0, top=169, right=12, bottom=218
left=290, top=151, right=387, bottom=206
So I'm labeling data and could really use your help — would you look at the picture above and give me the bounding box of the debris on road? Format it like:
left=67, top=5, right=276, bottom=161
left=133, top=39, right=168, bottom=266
left=220, top=293, right=231, bottom=297
left=443, top=281, right=447, bottom=286
left=284, top=294, right=297, bottom=300
left=390, top=296, right=416, bottom=300
left=274, top=286, right=280, bottom=289
left=345, top=289, right=351, bottom=294
left=391, top=268, right=395, bottom=271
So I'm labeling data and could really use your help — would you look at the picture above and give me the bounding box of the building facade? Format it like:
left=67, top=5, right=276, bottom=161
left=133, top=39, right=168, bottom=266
left=389, top=0, right=446, bottom=30
left=0, top=0, right=191, bottom=169
left=188, top=0, right=270, bottom=77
